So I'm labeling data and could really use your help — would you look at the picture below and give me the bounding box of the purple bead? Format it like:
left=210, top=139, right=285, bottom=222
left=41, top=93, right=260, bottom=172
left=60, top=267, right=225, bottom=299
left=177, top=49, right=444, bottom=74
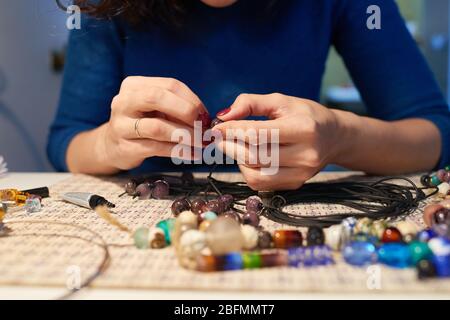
left=191, top=198, right=207, bottom=215
left=437, top=169, right=447, bottom=182
left=171, top=197, right=191, bottom=217
left=124, top=180, right=137, bottom=195
left=135, top=183, right=152, bottom=200
left=152, top=180, right=170, bottom=199
left=434, top=208, right=450, bottom=225
left=257, top=230, right=273, bottom=249
left=219, top=210, right=241, bottom=223
left=243, top=211, right=260, bottom=227
left=246, top=196, right=263, bottom=213
left=218, top=194, right=234, bottom=210
left=205, top=199, right=225, bottom=214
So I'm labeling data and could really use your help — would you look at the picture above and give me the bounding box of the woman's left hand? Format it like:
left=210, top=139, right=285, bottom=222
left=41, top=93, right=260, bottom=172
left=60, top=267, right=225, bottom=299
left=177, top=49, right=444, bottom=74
left=212, top=93, right=347, bottom=190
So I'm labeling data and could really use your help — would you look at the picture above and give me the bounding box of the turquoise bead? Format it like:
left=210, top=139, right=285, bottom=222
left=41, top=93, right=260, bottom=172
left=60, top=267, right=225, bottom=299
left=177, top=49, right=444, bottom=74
left=156, top=218, right=175, bottom=244
left=445, top=165, right=450, bottom=172
left=430, top=175, right=442, bottom=187
left=342, top=241, right=377, bottom=267
left=378, top=243, right=412, bottom=268
left=408, top=241, right=432, bottom=265
left=133, top=227, right=149, bottom=249
left=202, top=211, right=218, bottom=221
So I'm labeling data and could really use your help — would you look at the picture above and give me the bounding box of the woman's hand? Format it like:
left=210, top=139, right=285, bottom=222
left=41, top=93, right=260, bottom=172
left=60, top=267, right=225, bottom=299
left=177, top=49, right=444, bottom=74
left=67, top=77, right=207, bottom=174
left=212, top=93, right=345, bottom=190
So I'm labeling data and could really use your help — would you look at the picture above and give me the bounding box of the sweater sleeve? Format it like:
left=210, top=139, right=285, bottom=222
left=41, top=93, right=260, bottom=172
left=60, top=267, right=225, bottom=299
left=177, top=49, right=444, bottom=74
left=332, top=0, right=450, bottom=169
left=47, top=15, right=124, bottom=171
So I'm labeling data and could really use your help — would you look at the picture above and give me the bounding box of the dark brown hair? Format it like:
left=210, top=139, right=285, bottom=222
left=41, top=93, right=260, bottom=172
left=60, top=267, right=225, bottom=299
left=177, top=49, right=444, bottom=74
left=70, top=0, right=193, bottom=26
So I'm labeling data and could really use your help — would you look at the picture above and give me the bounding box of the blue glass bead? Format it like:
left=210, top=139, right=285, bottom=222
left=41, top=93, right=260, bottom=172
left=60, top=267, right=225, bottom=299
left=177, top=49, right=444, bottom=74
left=288, top=247, right=305, bottom=267
left=223, top=252, right=243, bottom=271
left=417, top=229, right=437, bottom=243
left=343, top=241, right=377, bottom=267
left=311, top=245, right=334, bottom=266
left=288, top=246, right=334, bottom=267
left=432, top=255, right=450, bottom=277
left=377, top=243, right=412, bottom=268
left=352, top=232, right=378, bottom=244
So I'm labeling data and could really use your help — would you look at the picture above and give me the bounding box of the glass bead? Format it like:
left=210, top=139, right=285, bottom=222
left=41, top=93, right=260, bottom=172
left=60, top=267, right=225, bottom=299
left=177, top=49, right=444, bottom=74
left=311, top=245, right=334, bottom=266
left=257, top=230, right=273, bottom=249
left=273, top=230, right=303, bottom=249
left=152, top=180, right=169, bottom=199
left=417, top=228, right=437, bottom=242
left=324, top=224, right=343, bottom=251
left=395, top=221, right=418, bottom=237
left=437, top=169, right=447, bottom=182
left=242, top=211, right=260, bottom=227
left=218, top=194, right=234, bottom=211
left=431, top=175, right=442, bottom=187
left=241, top=225, right=259, bottom=250
left=178, top=230, right=206, bottom=258
left=403, top=233, right=417, bottom=244
left=135, top=183, right=152, bottom=200
left=342, top=241, right=377, bottom=267
left=432, top=255, right=450, bottom=277
left=205, top=199, right=225, bottom=214
left=408, top=241, right=433, bottom=265
left=196, top=255, right=225, bottom=272
left=445, top=165, right=450, bottom=172
left=369, top=220, right=387, bottom=239
left=242, top=252, right=262, bottom=269
left=219, top=210, right=241, bottom=223
left=352, top=232, right=378, bottom=244
left=124, top=180, right=137, bottom=195
left=288, top=247, right=306, bottom=267
left=355, top=218, right=373, bottom=234
left=246, top=196, right=263, bottom=213
left=223, top=252, right=243, bottom=271
left=288, top=246, right=333, bottom=267
left=432, top=223, right=450, bottom=238
left=438, top=183, right=450, bottom=196
left=150, top=233, right=166, bottom=249
left=156, top=218, right=176, bottom=244
left=377, top=243, right=412, bottom=268
left=260, top=252, right=288, bottom=268
left=381, top=227, right=403, bottom=243
left=171, top=198, right=191, bottom=217
left=306, top=227, right=325, bottom=246
left=190, top=198, right=207, bottom=215
left=25, top=197, right=41, bottom=213
left=172, top=212, right=197, bottom=248
left=428, top=237, right=450, bottom=256
left=133, top=227, right=150, bottom=249
left=417, top=259, right=437, bottom=280
left=434, top=208, right=450, bottom=225
left=205, top=217, right=244, bottom=255
left=201, top=211, right=218, bottom=222
left=420, top=175, right=432, bottom=187
left=199, top=220, right=212, bottom=232
left=341, top=217, right=357, bottom=245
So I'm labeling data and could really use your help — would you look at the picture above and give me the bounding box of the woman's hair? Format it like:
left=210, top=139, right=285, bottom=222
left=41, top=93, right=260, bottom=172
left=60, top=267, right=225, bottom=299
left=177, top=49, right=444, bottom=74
left=70, top=0, right=194, bottom=26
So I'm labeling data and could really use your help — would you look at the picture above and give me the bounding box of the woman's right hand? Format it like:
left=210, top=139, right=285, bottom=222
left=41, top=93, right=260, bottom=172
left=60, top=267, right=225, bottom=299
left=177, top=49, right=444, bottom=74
left=67, top=76, right=207, bottom=174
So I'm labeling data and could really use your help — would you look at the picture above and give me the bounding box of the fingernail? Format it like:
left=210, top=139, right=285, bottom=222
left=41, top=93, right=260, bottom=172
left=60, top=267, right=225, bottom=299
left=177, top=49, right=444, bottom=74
left=217, top=107, right=231, bottom=117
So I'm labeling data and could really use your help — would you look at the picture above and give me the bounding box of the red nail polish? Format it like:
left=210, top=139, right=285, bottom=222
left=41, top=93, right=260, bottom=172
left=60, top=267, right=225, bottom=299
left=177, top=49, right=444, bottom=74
left=217, top=108, right=231, bottom=117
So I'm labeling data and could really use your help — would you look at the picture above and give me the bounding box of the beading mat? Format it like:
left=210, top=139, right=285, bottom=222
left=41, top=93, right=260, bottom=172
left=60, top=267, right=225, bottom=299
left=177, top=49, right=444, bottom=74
left=1, top=172, right=449, bottom=294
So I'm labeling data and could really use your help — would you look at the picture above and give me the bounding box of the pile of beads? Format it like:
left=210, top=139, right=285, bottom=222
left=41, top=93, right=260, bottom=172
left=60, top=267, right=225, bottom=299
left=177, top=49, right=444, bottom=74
left=421, top=165, right=450, bottom=197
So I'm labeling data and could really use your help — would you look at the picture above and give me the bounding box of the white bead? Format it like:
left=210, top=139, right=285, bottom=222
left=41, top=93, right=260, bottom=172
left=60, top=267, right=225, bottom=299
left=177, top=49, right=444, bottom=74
left=179, top=230, right=206, bottom=258
left=177, top=211, right=198, bottom=227
left=428, top=238, right=450, bottom=256
left=438, top=182, right=450, bottom=196
left=241, top=225, right=258, bottom=250
left=206, top=217, right=243, bottom=255
left=324, top=224, right=342, bottom=251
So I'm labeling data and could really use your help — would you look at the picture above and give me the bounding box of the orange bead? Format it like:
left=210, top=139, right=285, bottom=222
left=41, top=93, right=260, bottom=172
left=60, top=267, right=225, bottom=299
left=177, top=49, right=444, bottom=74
left=273, top=230, right=303, bottom=249
left=381, top=227, right=403, bottom=243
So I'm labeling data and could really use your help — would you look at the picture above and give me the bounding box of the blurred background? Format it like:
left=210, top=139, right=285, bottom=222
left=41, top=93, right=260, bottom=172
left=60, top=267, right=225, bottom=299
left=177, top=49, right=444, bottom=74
left=0, top=0, right=449, bottom=172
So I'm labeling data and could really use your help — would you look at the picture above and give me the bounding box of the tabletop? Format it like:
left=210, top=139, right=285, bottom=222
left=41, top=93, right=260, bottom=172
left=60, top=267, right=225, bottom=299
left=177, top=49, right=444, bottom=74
left=0, top=172, right=448, bottom=300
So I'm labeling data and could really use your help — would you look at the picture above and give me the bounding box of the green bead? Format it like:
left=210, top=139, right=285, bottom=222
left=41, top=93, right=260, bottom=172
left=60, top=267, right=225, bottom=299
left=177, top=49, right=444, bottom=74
left=430, top=175, right=442, bottom=186
left=409, top=241, right=432, bottom=265
left=133, top=227, right=150, bottom=249
left=242, top=252, right=262, bottom=269
left=156, top=219, right=176, bottom=244
left=445, top=165, right=450, bottom=172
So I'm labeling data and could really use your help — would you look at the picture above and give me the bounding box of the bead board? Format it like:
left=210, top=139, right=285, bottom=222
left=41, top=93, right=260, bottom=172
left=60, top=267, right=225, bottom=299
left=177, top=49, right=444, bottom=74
left=1, top=172, right=449, bottom=294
